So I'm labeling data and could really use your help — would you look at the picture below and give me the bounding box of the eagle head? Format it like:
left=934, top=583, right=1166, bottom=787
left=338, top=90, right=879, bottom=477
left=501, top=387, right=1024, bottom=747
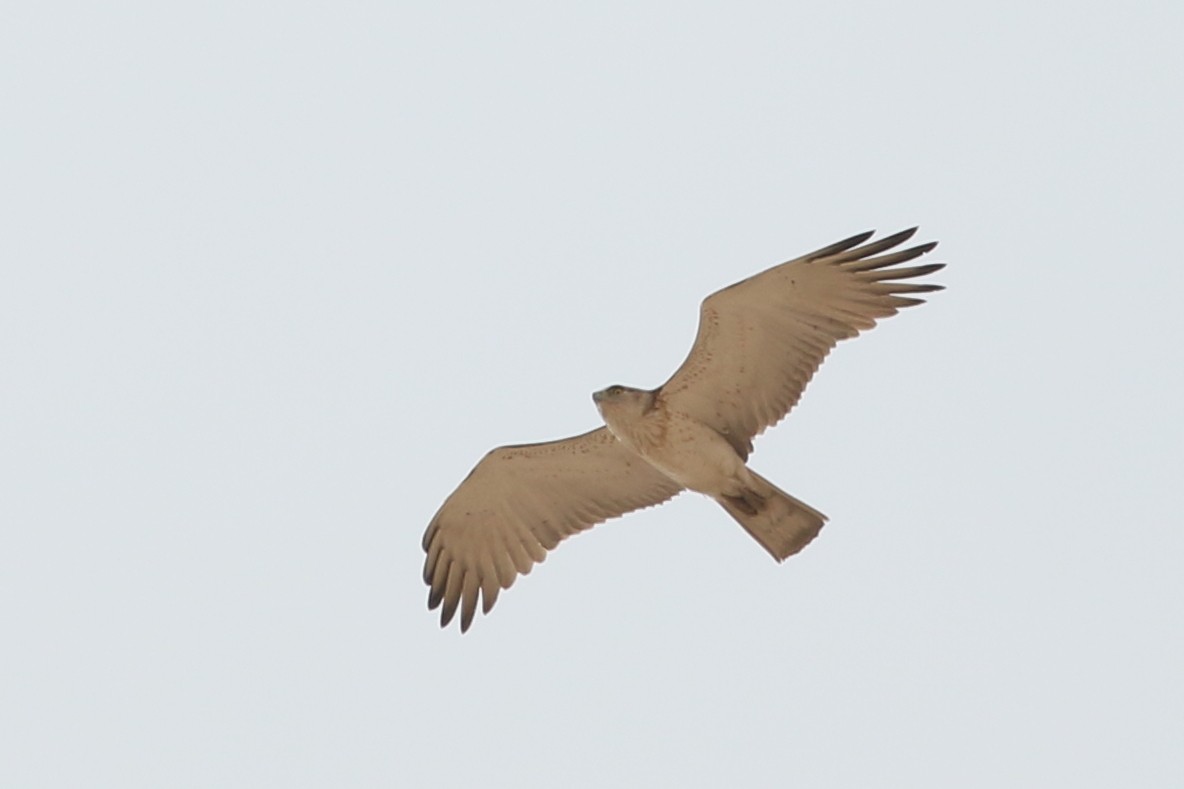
left=592, top=385, right=657, bottom=432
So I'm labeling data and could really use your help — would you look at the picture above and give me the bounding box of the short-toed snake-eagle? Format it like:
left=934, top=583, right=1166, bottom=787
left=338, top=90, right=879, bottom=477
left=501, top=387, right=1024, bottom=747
left=423, top=228, right=943, bottom=632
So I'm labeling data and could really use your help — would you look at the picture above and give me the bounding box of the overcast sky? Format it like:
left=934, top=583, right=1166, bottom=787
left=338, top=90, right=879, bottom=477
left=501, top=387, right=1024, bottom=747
left=3, top=2, right=1182, bottom=787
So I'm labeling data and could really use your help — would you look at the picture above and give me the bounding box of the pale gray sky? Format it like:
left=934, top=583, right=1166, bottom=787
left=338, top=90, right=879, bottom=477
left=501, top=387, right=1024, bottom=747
left=3, top=2, right=1182, bottom=787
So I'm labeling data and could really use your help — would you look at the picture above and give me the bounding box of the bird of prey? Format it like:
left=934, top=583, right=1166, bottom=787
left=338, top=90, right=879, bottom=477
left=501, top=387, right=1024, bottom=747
left=423, top=228, right=943, bottom=632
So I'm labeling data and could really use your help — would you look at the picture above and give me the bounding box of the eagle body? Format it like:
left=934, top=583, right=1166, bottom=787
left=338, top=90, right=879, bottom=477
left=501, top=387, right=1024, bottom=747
left=423, top=228, right=944, bottom=632
left=592, top=385, right=824, bottom=562
left=594, top=386, right=747, bottom=498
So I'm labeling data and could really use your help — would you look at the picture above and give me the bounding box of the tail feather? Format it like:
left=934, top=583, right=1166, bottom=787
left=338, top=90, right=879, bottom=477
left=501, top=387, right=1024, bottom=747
left=717, top=472, right=828, bottom=561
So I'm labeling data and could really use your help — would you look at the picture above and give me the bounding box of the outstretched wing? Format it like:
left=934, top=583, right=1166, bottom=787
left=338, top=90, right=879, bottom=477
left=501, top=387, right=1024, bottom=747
left=422, top=427, right=683, bottom=632
left=658, top=228, right=943, bottom=458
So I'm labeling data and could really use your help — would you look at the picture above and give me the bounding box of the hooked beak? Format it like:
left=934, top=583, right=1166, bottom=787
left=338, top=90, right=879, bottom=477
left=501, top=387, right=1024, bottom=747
left=592, top=390, right=604, bottom=404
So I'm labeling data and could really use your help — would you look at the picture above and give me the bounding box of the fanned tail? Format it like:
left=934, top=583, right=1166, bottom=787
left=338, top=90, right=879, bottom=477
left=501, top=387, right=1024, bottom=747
left=717, top=471, right=828, bottom=561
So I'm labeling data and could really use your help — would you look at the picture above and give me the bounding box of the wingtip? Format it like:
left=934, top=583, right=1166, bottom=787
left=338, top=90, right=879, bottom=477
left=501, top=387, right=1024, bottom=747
left=807, top=229, right=875, bottom=260
left=441, top=597, right=460, bottom=629
left=876, top=227, right=920, bottom=249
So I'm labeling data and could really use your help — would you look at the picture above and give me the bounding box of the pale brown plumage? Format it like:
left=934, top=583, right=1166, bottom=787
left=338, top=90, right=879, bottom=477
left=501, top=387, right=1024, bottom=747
left=423, top=228, right=943, bottom=632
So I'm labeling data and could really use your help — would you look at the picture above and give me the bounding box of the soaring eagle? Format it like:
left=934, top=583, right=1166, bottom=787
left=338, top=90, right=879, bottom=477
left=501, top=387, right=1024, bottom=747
left=423, top=228, right=943, bottom=631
